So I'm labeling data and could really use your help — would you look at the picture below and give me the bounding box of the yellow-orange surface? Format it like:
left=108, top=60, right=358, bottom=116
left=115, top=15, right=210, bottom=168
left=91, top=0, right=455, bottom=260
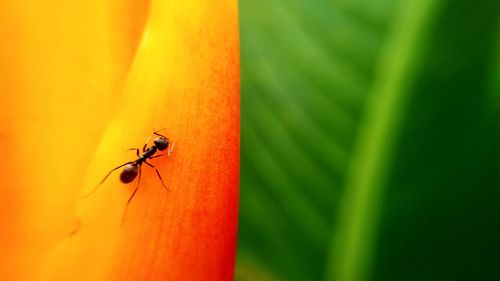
left=0, top=1, right=239, bottom=280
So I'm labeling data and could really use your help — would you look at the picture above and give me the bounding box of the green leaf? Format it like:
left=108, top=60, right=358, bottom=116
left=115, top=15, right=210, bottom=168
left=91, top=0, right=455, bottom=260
left=237, top=0, right=500, bottom=280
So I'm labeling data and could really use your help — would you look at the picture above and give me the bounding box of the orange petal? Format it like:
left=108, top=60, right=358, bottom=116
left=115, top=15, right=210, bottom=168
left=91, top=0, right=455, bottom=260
left=0, top=0, right=239, bottom=280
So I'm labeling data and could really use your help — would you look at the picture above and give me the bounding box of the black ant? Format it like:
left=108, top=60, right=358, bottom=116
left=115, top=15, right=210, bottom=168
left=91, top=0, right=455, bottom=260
left=81, top=129, right=174, bottom=225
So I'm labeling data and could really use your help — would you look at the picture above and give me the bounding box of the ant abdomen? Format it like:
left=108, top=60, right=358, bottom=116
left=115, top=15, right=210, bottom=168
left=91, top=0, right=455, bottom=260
left=120, top=163, right=139, bottom=183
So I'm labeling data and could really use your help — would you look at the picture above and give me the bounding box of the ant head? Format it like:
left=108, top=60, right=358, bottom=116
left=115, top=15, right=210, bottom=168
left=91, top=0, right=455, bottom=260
left=154, top=136, right=169, bottom=151
left=120, top=163, right=138, bottom=184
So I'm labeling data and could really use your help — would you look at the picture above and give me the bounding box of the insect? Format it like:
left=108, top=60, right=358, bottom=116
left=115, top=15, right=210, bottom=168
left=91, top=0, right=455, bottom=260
left=81, top=129, right=174, bottom=225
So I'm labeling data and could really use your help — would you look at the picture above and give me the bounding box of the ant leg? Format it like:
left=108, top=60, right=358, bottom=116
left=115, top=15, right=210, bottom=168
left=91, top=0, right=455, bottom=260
left=142, top=136, right=152, bottom=152
left=127, top=148, right=140, bottom=157
left=121, top=166, right=142, bottom=226
left=80, top=161, right=134, bottom=198
left=149, top=153, right=166, bottom=159
left=144, top=161, right=169, bottom=190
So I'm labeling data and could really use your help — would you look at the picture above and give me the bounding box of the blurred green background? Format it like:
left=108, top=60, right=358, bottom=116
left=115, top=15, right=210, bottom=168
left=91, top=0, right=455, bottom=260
left=236, top=0, right=500, bottom=280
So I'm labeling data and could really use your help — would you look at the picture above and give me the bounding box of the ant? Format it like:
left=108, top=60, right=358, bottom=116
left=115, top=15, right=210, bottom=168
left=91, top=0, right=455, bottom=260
left=81, top=129, right=174, bottom=225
